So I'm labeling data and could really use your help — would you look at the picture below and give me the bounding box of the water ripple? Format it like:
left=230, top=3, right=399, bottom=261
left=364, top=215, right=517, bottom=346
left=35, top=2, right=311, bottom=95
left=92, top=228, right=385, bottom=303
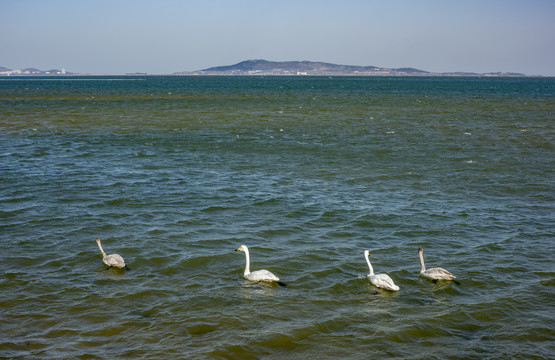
left=1, top=76, right=554, bottom=359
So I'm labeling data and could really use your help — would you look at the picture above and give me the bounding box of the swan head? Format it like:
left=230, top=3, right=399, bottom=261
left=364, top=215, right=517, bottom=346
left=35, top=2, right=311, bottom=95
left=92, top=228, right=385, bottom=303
left=364, top=250, right=370, bottom=257
left=96, top=237, right=101, bottom=243
left=418, top=247, right=423, bottom=253
left=236, top=245, right=247, bottom=252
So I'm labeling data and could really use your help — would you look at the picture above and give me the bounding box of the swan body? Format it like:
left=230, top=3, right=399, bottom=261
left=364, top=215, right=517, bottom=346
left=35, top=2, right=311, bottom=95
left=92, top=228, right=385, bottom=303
left=418, top=247, right=455, bottom=281
left=364, top=250, right=399, bottom=291
left=96, top=237, right=125, bottom=269
left=236, top=245, right=285, bottom=286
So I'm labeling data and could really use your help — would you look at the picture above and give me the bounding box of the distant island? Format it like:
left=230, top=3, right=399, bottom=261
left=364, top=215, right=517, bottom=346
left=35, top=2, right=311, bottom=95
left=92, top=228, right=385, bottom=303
left=175, top=59, right=528, bottom=77
left=1, top=60, right=530, bottom=77
left=0, top=66, right=74, bottom=76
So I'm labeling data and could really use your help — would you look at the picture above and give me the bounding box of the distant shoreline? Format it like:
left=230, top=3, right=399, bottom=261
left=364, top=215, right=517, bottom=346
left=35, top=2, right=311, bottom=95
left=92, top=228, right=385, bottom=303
left=172, top=73, right=544, bottom=78
left=2, top=59, right=546, bottom=77
left=1, top=74, right=548, bottom=79
left=174, top=59, right=534, bottom=77
left=0, top=77, right=146, bottom=81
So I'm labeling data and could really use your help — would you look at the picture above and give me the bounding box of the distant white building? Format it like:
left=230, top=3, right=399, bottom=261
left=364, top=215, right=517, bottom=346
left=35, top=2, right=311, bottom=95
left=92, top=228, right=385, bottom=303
left=0, top=69, right=22, bottom=75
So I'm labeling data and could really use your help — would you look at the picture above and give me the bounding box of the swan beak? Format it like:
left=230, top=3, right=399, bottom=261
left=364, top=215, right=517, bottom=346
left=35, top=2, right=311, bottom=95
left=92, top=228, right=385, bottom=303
left=236, top=247, right=241, bottom=251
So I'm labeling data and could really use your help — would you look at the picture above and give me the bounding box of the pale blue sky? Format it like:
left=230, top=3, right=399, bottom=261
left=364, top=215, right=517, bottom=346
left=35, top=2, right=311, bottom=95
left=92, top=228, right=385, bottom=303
left=2, top=0, right=554, bottom=75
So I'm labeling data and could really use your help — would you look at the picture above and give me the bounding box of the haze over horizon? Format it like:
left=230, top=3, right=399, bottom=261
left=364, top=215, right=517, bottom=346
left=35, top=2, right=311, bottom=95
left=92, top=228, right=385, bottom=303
left=2, top=0, right=554, bottom=76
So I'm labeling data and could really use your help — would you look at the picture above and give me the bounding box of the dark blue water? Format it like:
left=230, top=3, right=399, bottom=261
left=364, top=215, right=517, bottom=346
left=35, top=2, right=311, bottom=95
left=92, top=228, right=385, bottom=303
left=1, top=76, right=554, bottom=359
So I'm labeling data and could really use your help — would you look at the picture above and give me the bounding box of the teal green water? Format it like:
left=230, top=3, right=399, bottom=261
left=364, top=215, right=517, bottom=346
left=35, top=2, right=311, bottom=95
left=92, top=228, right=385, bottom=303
left=1, top=76, right=554, bottom=359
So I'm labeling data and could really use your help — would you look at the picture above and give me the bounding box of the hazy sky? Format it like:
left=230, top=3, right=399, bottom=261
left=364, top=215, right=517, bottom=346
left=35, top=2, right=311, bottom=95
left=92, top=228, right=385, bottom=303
left=2, top=0, right=555, bottom=75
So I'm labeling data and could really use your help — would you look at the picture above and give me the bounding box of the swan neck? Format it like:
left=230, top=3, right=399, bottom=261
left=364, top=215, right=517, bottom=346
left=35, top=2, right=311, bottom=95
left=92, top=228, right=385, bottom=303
left=243, top=247, right=251, bottom=276
left=96, top=240, right=107, bottom=257
left=419, top=250, right=426, bottom=273
left=365, top=252, right=374, bottom=276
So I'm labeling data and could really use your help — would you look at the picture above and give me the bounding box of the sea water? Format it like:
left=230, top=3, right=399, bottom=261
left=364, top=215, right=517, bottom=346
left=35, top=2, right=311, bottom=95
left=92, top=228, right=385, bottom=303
left=1, top=76, right=554, bottom=359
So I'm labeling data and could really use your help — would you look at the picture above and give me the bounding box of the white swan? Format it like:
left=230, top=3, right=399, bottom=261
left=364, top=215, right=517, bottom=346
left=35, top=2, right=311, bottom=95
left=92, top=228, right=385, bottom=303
left=236, top=245, right=286, bottom=286
left=364, top=250, right=399, bottom=291
left=418, top=247, right=456, bottom=281
left=96, top=237, right=126, bottom=269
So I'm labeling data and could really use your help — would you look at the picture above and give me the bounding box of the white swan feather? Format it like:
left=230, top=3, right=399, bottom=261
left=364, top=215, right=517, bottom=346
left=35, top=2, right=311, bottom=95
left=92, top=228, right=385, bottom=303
left=96, top=237, right=126, bottom=269
left=418, top=247, right=456, bottom=281
left=236, top=245, right=285, bottom=286
left=364, top=250, right=399, bottom=291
